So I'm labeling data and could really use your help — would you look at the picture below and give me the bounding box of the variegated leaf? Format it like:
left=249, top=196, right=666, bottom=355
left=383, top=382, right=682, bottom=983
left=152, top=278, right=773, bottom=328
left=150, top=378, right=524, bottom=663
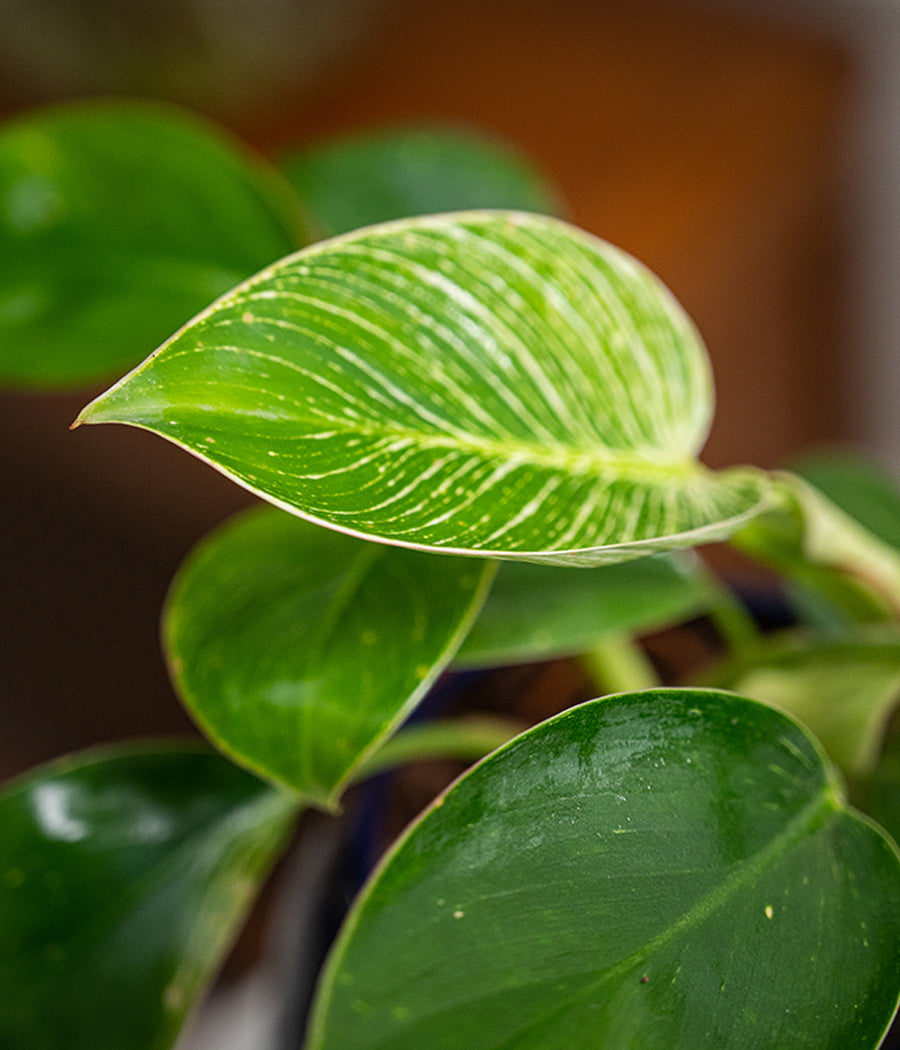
left=77, top=212, right=770, bottom=563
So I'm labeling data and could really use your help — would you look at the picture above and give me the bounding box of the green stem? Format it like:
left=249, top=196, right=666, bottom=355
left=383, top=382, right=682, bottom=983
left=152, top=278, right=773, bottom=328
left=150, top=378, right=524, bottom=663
left=581, top=632, right=660, bottom=693
left=694, top=559, right=764, bottom=657
left=356, top=715, right=525, bottom=781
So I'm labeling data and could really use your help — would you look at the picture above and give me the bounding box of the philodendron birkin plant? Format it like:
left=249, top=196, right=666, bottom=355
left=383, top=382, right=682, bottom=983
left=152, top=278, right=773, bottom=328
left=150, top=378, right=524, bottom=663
left=2, top=101, right=900, bottom=1050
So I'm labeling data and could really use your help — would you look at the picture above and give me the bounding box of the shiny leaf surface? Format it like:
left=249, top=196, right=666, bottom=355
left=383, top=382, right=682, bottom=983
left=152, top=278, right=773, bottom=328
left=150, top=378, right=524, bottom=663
left=78, top=212, right=769, bottom=563
left=308, top=690, right=900, bottom=1050
left=282, top=125, right=560, bottom=238
left=0, top=100, right=307, bottom=386
left=455, top=552, right=709, bottom=668
left=0, top=744, right=298, bottom=1050
left=164, top=507, right=494, bottom=806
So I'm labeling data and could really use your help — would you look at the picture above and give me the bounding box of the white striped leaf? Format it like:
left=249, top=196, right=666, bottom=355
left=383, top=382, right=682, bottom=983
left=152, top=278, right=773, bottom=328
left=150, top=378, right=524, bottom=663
left=77, top=212, right=771, bottom=563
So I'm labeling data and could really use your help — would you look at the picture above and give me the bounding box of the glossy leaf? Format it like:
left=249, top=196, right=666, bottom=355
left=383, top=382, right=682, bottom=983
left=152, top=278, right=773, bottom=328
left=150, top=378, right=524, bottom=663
left=455, top=552, right=709, bottom=668
left=163, top=506, right=494, bottom=807
left=307, top=690, right=900, bottom=1050
left=0, top=100, right=307, bottom=387
left=282, top=125, right=561, bottom=238
left=0, top=744, right=298, bottom=1050
left=725, top=629, right=900, bottom=775
left=77, top=212, right=770, bottom=564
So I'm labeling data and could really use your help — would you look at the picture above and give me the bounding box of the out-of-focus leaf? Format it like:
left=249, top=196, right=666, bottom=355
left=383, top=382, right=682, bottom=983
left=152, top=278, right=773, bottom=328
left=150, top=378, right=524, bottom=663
left=734, top=472, right=900, bottom=623
left=357, top=715, right=523, bottom=780
left=792, top=448, right=900, bottom=552
left=78, top=212, right=770, bottom=564
left=455, top=552, right=709, bottom=668
left=0, top=743, right=298, bottom=1050
left=724, top=629, right=900, bottom=775
left=164, top=507, right=494, bottom=807
left=0, top=100, right=307, bottom=386
left=307, top=690, right=900, bottom=1050
left=855, top=719, right=900, bottom=849
left=785, top=450, right=900, bottom=630
left=282, top=125, right=561, bottom=238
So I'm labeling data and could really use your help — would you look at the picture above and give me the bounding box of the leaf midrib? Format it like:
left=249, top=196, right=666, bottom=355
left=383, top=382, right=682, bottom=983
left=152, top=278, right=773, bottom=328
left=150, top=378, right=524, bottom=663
left=159, top=384, right=704, bottom=484
left=297, top=542, right=385, bottom=795
left=342, top=426, right=702, bottom=482
left=89, top=387, right=706, bottom=485
left=494, top=783, right=842, bottom=1047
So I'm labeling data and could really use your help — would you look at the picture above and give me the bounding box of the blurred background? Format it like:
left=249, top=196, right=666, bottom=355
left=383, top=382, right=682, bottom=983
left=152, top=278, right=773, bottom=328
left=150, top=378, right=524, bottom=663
left=4, top=0, right=895, bottom=779
left=2, top=0, right=899, bottom=1044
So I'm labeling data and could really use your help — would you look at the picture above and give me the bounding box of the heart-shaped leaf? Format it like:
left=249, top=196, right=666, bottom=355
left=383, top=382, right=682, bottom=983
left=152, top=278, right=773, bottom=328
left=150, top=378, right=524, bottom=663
left=455, top=552, right=710, bottom=668
left=163, top=506, right=494, bottom=806
left=77, top=212, right=770, bottom=563
left=0, top=100, right=307, bottom=387
left=307, top=690, right=900, bottom=1050
left=282, top=125, right=561, bottom=238
left=0, top=743, right=298, bottom=1050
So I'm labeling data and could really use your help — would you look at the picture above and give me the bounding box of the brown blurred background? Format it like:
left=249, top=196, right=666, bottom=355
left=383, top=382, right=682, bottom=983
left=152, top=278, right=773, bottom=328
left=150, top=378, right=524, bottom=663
left=0, top=0, right=884, bottom=778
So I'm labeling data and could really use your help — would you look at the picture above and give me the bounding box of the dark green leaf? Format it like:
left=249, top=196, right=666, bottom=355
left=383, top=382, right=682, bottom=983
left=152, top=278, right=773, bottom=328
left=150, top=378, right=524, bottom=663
left=0, top=100, right=308, bottom=387
left=308, top=690, right=900, bottom=1050
left=163, top=507, right=494, bottom=807
left=78, top=212, right=770, bottom=563
left=282, top=125, right=561, bottom=238
left=455, top=552, right=709, bottom=668
left=0, top=743, right=298, bottom=1050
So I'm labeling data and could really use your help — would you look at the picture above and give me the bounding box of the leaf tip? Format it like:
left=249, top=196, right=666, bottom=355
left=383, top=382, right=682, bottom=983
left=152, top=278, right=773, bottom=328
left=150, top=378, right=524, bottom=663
left=70, top=404, right=99, bottom=429
left=72, top=388, right=121, bottom=429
